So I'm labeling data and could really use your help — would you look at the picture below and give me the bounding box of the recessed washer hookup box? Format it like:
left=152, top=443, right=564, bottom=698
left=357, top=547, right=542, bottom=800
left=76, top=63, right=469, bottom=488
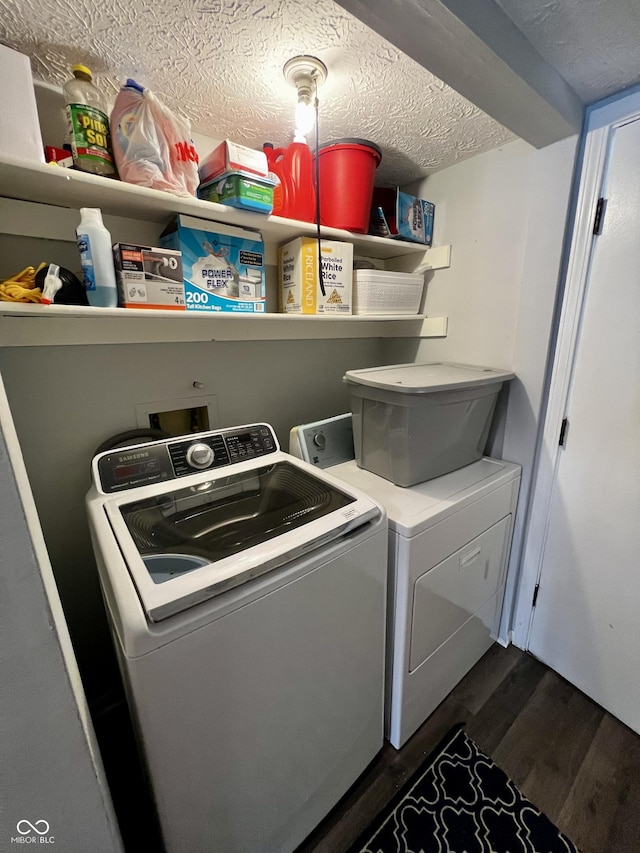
left=160, top=214, right=266, bottom=313
left=113, top=243, right=185, bottom=309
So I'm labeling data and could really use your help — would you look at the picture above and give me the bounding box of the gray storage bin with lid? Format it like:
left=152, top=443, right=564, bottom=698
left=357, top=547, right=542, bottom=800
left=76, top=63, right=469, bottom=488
left=343, top=362, right=515, bottom=487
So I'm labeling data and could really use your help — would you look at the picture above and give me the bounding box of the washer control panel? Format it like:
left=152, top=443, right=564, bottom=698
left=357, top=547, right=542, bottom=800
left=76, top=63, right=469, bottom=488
left=95, top=424, right=279, bottom=493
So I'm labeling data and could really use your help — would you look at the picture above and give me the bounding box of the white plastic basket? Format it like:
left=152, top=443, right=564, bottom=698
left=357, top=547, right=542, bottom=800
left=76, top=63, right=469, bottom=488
left=352, top=269, right=425, bottom=315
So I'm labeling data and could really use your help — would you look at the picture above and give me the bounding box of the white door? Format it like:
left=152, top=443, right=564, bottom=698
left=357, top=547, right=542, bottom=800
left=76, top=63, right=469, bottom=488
left=527, top=113, right=640, bottom=733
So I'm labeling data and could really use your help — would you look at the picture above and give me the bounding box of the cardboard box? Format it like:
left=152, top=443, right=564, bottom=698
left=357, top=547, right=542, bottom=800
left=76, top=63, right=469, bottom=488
left=45, top=146, right=73, bottom=168
left=113, top=243, right=185, bottom=309
left=371, top=188, right=435, bottom=246
left=199, top=140, right=269, bottom=185
left=160, top=214, right=266, bottom=313
left=0, top=44, right=44, bottom=164
left=279, top=237, right=353, bottom=315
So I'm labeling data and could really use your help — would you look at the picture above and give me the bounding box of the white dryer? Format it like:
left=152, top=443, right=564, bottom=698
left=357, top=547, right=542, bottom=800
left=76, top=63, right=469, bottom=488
left=86, top=423, right=388, bottom=853
left=290, top=415, right=521, bottom=749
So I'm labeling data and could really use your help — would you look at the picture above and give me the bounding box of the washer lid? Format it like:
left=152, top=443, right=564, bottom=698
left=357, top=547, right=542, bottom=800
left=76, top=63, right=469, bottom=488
left=100, top=453, right=381, bottom=621
left=343, top=362, right=514, bottom=393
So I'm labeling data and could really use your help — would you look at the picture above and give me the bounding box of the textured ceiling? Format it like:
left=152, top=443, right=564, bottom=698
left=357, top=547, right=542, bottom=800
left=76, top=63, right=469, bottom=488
left=495, top=0, right=640, bottom=103
left=0, top=0, right=516, bottom=187
left=2, top=0, right=639, bottom=185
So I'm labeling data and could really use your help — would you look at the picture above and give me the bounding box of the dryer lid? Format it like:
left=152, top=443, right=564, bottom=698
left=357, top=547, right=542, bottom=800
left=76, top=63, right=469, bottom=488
left=329, top=457, right=521, bottom=537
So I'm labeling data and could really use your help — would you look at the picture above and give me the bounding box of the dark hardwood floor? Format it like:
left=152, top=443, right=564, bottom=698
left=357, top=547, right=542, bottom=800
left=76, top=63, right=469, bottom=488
left=296, top=644, right=640, bottom=853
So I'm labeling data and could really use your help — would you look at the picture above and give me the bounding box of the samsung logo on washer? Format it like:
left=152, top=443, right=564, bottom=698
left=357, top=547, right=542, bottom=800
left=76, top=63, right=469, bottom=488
left=117, top=451, right=150, bottom=462
left=11, top=819, right=54, bottom=844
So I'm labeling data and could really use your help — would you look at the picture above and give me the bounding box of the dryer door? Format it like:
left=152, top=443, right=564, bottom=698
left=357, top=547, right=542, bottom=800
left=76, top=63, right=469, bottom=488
left=103, top=458, right=380, bottom=620
left=409, top=515, right=511, bottom=671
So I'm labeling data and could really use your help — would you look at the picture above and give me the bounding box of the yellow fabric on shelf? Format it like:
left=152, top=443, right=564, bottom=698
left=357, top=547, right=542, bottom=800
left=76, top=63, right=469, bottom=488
left=0, top=264, right=46, bottom=303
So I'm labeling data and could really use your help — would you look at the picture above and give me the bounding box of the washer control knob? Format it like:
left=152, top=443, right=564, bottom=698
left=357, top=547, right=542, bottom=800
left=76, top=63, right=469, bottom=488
left=186, top=442, right=214, bottom=469
left=312, top=432, right=326, bottom=449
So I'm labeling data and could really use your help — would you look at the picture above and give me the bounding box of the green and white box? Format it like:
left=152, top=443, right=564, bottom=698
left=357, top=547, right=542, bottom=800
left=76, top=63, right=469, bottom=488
left=160, top=214, right=265, bottom=313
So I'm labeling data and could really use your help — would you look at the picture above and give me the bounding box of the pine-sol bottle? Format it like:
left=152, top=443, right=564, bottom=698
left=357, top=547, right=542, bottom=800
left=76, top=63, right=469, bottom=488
left=63, top=64, right=116, bottom=177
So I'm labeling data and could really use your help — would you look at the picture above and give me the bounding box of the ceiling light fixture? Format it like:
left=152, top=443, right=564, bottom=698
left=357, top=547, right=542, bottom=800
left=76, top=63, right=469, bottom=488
left=283, top=55, right=328, bottom=141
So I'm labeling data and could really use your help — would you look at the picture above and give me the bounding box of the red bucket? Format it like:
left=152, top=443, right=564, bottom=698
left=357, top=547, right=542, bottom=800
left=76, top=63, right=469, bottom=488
left=315, top=139, right=382, bottom=233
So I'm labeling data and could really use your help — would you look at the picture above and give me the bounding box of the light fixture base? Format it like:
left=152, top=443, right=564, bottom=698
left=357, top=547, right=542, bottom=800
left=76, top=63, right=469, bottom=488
left=283, top=55, right=328, bottom=91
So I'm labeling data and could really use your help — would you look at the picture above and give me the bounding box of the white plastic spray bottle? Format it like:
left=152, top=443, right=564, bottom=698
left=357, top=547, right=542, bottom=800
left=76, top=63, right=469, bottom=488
left=76, top=208, right=119, bottom=308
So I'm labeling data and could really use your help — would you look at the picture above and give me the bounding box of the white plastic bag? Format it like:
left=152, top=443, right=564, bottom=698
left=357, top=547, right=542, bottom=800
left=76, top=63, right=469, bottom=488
left=111, top=79, right=199, bottom=197
left=191, top=244, right=239, bottom=298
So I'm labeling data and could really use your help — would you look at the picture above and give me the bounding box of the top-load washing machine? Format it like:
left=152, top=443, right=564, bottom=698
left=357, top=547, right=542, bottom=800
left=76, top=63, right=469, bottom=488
left=86, top=423, right=388, bottom=853
left=290, top=400, right=521, bottom=749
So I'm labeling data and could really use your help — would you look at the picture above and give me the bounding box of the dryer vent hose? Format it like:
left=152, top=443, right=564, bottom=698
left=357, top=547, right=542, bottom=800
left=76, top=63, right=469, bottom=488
left=93, top=428, right=171, bottom=458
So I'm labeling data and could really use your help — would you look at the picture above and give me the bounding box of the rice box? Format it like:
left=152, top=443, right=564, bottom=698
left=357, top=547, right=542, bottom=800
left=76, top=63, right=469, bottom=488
left=279, top=237, right=353, bottom=314
left=160, top=214, right=265, bottom=313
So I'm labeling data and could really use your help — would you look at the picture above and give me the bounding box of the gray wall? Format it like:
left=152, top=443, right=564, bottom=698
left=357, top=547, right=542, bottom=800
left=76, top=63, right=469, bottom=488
left=0, top=336, right=384, bottom=701
left=0, top=386, right=122, bottom=852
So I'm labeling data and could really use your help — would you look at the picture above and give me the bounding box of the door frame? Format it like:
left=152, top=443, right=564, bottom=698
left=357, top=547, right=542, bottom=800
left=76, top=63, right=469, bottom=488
left=511, top=87, right=640, bottom=649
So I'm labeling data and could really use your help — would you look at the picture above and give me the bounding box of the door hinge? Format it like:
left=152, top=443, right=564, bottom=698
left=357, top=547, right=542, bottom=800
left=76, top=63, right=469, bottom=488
left=593, top=197, right=607, bottom=235
left=532, top=584, right=540, bottom=607
left=559, top=417, right=569, bottom=447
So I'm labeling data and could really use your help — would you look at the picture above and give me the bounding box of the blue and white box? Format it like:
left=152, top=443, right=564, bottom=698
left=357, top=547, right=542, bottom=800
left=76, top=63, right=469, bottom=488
left=370, top=188, right=434, bottom=246
left=160, top=214, right=266, bottom=313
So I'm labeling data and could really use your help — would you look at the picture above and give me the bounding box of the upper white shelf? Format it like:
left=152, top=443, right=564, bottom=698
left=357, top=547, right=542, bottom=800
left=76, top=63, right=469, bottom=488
left=0, top=155, right=450, bottom=345
left=0, top=155, right=448, bottom=265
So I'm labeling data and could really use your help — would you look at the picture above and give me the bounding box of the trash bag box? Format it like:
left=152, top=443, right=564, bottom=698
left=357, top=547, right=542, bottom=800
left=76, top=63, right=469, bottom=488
left=160, top=214, right=265, bottom=312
